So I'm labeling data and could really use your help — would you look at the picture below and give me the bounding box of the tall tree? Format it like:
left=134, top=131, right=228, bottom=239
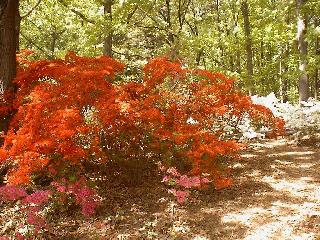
left=241, top=0, right=254, bottom=95
left=0, top=0, right=19, bottom=95
left=103, top=0, right=113, bottom=57
left=297, top=0, right=309, bottom=102
left=0, top=0, right=18, bottom=173
left=315, top=37, right=319, bottom=99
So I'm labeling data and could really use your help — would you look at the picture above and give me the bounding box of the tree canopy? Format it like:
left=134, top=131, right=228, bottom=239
left=17, top=0, right=320, bottom=101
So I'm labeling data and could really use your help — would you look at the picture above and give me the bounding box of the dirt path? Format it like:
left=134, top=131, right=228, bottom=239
left=1, top=138, right=320, bottom=239
left=215, top=139, right=320, bottom=240
left=54, top=138, right=318, bottom=240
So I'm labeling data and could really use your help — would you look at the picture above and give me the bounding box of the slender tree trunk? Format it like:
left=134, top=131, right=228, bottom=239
left=165, top=0, right=175, bottom=45
left=196, top=48, right=203, bottom=66
left=215, top=0, right=222, bottom=60
left=280, top=44, right=289, bottom=102
left=241, top=0, right=254, bottom=95
left=49, top=31, right=58, bottom=59
left=103, top=0, right=112, bottom=57
left=260, top=41, right=264, bottom=67
left=279, top=51, right=289, bottom=102
left=314, top=18, right=319, bottom=99
left=297, top=0, right=309, bottom=103
left=315, top=69, right=319, bottom=100
left=0, top=1, right=8, bottom=18
left=232, top=7, right=241, bottom=74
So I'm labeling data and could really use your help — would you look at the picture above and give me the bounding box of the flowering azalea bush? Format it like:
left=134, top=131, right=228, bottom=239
left=0, top=52, right=285, bottom=237
left=252, top=93, right=320, bottom=134
left=0, top=52, right=284, bottom=198
left=161, top=166, right=210, bottom=203
left=0, top=178, right=100, bottom=238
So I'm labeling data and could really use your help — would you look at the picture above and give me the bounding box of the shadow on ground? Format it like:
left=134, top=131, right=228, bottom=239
left=13, top=138, right=320, bottom=239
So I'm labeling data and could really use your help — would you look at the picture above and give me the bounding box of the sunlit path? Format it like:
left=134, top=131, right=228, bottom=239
left=93, top=138, right=320, bottom=239
left=1, top=138, right=319, bottom=239
left=212, top=139, right=320, bottom=240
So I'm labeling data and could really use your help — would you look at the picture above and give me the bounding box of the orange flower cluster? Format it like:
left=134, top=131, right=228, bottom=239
left=0, top=53, right=284, bottom=187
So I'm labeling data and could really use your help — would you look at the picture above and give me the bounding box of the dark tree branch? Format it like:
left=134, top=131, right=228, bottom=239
left=112, top=49, right=144, bottom=59
left=57, top=0, right=96, bottom=24
left=133, top=23, right=166, bottom=31
left=137, top=6, right=164, bottom=30
left=21, top=0, right=42, bottom=18
left=178, top=0, right=191, bottom=30
left=126, top=5, right=138, bottom=24
left=20, top=32, right=50, bottom=56
left=185, top=20, right=198, bottom=36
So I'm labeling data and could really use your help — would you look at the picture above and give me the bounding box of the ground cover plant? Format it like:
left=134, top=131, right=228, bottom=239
left=0, top=52, right=285, bottom=238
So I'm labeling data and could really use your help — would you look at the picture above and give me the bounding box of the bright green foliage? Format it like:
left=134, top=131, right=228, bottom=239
left=19, top=0, right=320, bottom=101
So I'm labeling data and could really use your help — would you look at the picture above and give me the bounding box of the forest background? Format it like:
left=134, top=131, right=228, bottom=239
left=1, top=1, right=320, bottom=238
left=1, top=0, right=320, bottom=103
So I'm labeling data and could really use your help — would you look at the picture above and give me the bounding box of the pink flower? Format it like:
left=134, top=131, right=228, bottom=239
left=162, top=175, right=169, bottom=183
left=201, top=177, right=210, bottom=184
left=171, top=189, right=189, bottom=204
left=51, top=178, right=101, bottom=217
left=22, top=190, right=51, bottom=205
left=15, top=233, right=26, bottom=240
left=51, top=182, right=67, bottom=192
left=177, top=175, right=201, bottom=188
left=81, top=201, right=98, bottom=216
left=0, top=236, right=10, bottom=240
left=177, top=175, right=193, bottom=188
left=190, top=176, right=201, bottom=187
left=26, top=211, right=47, bottom=231
left=167, top=167, right=180, bottom=177
left=0, top=185, right=27, bottom=201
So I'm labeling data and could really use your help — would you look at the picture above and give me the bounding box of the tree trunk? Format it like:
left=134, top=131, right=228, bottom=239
left=49, top=31, right=58, bottom=59
left=215, top=0, right=222, bottom=59
left=279, top=51, right=289, bottom=103
left=232, top=7, right=241, bottom=74
left=0, top=0, right=19, bottom=94
left=280, top=44, right=289, bottom=102
left=297, top=0, right=309, bottom=103
left=165, top=0, right=174, bottom=44
left=103, top=0, right=112, bottom=57
left=195, top=48, right=203, bottom=66
left=315, top=69, right=319, bottom=100
left=241, top=0, right=254, bottom=95
left=15, top=7, right=20, bottom=51
left=314, top=18, right=319, bottom=100
left=0, top=0, right=19, bottom=151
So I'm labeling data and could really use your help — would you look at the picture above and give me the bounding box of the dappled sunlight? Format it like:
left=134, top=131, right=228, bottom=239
left=233, top=163, right=247, bottom=168
left=221, top=200, right=320, bottom=240
left=223, top=139, right=320, bottom=240
left=253, top=139, right=287, bottom=148
left=240, top=153, right=258, bottom=158
left=267, top=150, right=315, bottom=157
left=290, top=162, right=317, bottom=169
left=193, top=236, right=210, bottom=240
left=261, top=175, right=320, bottom=200
left=293, top=156, right=313, bottom=161
left=247, top=170, right=263, bottom=177
left=222, top=207, right=268, bottom=225
left=274, top=159, right=294, bottom=165
left=256, top=149, right=267, bottom=153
